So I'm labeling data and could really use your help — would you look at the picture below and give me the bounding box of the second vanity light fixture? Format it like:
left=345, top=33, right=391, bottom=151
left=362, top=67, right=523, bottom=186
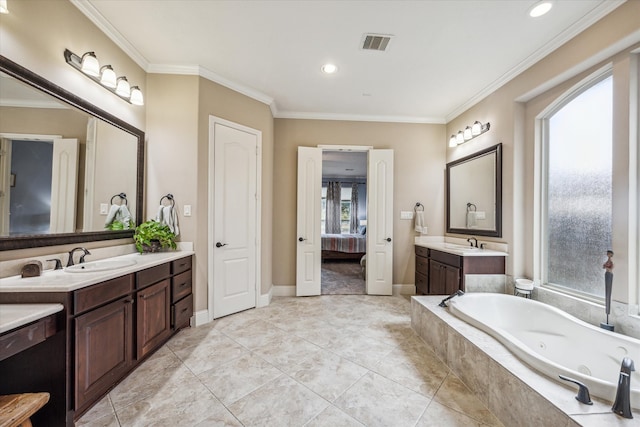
left=449, top=121, right=490, bottom=147
left=64, top=49, right=144, bottom=106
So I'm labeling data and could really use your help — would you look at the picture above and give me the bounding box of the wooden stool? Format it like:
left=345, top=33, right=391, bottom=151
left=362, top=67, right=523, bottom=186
left=0, top=393, right=50, bottom=427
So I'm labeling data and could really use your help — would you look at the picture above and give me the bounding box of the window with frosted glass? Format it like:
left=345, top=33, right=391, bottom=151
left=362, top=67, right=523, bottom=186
left=546, top=75, right=612, bottom=297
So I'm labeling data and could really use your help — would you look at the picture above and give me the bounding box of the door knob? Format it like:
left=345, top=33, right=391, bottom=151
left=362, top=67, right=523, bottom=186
left=216, top=242, right=227, bottom=248
left=386, top=237, right=392, bottom=242
left=298, top=237, right=307, bottom=242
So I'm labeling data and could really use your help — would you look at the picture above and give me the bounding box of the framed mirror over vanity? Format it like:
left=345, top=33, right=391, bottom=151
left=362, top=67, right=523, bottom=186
left=446, top=143, right=502, bottom=237
left=0, top=55, right=144, bottom=251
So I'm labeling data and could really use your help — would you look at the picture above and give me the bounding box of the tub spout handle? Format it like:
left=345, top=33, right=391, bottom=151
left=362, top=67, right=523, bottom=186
left=559, top=375, right=593, bottom=405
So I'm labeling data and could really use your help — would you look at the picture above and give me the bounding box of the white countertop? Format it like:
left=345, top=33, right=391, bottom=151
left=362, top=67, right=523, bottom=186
left=0, top=250, right=194, bottom=293
left=0, top=303, right=63, bottom=334
left=414, top=236, right=508, bottom=257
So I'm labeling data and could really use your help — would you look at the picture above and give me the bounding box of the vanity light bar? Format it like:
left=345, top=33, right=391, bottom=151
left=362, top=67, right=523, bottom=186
left=64, top=49, right=144, bottom=106
left=449, top=121, right=490, bottom=147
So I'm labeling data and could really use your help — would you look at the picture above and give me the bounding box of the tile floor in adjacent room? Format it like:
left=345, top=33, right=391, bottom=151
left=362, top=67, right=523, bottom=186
left=77, top=295, right=503, bottom=427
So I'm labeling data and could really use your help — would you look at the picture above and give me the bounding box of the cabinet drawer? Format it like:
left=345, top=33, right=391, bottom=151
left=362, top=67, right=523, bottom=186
left=430, top=249, right=462, bottom=268
left=415, top=245, right=429, bottom=258
left=74, top=275, right=133, bottom=314
left=172, top=294, right=193, bottom=329
left=0, top=314, right=56, bottom=361
left=416, top=255, right=429, bottom=275
left=172, top=256, right=192, bottom=275
left=171, top=270, right=192, bottom=303
left=136, top=263, right=171, bottom=289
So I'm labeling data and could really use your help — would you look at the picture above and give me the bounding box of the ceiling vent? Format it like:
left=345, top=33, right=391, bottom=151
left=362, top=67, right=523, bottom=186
left=361, top=34, right=392, bottom=51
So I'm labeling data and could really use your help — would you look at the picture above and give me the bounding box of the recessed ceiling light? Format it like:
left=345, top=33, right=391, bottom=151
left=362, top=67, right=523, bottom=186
left=321, top=63, right=337, bottom=74
left=529, top=1, right=553, bottom=18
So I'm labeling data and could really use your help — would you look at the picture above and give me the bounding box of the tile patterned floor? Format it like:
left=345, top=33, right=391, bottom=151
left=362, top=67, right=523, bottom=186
left=77, top=295, right=503, bottom=427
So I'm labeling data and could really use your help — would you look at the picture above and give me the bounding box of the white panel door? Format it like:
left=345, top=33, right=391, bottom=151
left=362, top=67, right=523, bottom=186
left=50, top=138, right=78, bottom=233
left=296, top=147, right=322, bottom=296
left=366, top=149, right=394, bottom=295
left=212, top=122, right=257, bottom=319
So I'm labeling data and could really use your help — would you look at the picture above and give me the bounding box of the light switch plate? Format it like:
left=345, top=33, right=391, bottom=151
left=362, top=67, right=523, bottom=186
left=184, top=205, right=192, bottom=217
left=475, top=211, right=486, bottom=220
left=100, top=203, right=109, bottom=215
left=400, top=211, right=414, bottom=220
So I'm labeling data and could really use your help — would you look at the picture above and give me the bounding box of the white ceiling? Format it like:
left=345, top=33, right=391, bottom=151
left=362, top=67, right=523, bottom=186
left=74, top=0, right=623, bottom=123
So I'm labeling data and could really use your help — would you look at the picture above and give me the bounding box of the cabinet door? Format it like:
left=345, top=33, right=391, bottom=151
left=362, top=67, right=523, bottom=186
left=75, top=296, right=133, bottom=412
left=444, top=265, right=461, bottom=295
left=136, top=279, right=171, bottom=359
left=428, top=260, right=446, bottom=295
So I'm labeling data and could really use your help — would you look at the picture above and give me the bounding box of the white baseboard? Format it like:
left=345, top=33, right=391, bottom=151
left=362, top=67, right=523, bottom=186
left=257, top=287, right=272, bottom=307
left=393, top=284, right=416, bottom=296
left=273, top=285, right=296, bottom=297
left=193, top=309, right=210, bottom=326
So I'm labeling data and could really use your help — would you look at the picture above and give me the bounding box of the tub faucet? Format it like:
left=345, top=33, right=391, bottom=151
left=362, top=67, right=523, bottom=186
left=612, top=357, right=635, bottom=419
left=467, top=237, right=478, bottom=248
left=439, top=290, right=464, bottom=307
left=67, top=247, right=91, bottom=267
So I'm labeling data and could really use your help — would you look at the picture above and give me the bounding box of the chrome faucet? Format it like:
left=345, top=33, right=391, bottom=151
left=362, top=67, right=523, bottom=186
left=67, top=247, right=91, bottom=267
left=467, top=237, right=478, bottom=248
left=612, top=357, right=635, bottom=418
left=439, top=290, right=464, bottom=307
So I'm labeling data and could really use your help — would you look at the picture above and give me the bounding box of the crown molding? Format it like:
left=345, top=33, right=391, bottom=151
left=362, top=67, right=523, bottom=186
left=274, top=111, right=445, bottom=124
left=70, top=0, right=149, bottom=70
left=444, top=0, right=625, bottom=122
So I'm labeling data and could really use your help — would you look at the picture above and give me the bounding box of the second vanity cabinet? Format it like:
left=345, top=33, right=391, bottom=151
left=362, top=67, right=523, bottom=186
left=415, top=245, right=505, bottom=295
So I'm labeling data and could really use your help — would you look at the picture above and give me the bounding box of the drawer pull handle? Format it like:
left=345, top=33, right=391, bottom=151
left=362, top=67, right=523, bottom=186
left=181, top=308, right=188, bottom=313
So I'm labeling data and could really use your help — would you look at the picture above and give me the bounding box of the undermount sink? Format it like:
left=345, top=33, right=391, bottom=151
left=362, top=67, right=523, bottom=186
left=65, top=259, right=137, bottom=273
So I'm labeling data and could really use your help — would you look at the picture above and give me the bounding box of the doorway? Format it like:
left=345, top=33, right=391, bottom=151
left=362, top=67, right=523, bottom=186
left=208, top=117, right=262, bottom=320
left=320, top=151, right=367, bottom=295
left=296, top=145, right=394, bottom=296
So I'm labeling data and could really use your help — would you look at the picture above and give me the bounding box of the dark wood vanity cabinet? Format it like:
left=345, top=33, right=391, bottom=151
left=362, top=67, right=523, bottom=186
left=415, top=245, right=504, bottom=295
left=135, top=264, right=172, bottom=359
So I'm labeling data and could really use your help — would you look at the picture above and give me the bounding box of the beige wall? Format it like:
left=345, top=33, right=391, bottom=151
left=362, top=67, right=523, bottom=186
left=273, top=119, right=445, bottom=286
left=447, top=1, right=640, bottom=303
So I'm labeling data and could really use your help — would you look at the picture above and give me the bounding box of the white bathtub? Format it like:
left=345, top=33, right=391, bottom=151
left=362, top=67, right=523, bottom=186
left=448, top=293, right=640, bottom=409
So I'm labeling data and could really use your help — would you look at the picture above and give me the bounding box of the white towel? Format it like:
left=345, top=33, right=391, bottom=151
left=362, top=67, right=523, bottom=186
left=118, top=204, right=132, bottom=229
left=156, top=205, right=180, bottom=236
left=466, top=211, right=477, bottom=228
left=415, top=211, right=425, bottom=233
left=104, top=204, right=120, bottom=226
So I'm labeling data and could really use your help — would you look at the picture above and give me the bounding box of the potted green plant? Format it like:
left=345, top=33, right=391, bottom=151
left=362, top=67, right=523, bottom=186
left=133, top=220, right=177, bottom=253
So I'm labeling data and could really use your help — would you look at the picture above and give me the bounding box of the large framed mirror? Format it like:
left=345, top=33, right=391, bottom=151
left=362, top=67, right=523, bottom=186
left=446, top=143, right=502, bottom=237
left=0, top=55, right=144, bottom=250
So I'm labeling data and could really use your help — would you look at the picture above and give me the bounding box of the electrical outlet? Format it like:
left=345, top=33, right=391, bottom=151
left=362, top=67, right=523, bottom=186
left=100, top=203, right=109, bottom=215
left=400, top=211, right=414, bottom=220
left=184, top=205, right=192, bottom=217
left=475, top=211, right=486, bottom=220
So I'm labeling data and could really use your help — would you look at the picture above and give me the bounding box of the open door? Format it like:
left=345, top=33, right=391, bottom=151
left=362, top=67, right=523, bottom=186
left=50, top=138, right=79, bottom=233
left=296, top=147, right=322, bottom=296
left=366, top=149, right=394, bottom=295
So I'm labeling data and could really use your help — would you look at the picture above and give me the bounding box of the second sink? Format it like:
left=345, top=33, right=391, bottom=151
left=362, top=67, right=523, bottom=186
left=65, top=259, right=137, bottom=273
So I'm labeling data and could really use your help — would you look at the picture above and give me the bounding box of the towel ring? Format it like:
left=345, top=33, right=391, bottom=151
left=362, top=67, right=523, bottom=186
left=110, top=193, right=127, bottom=205
left=467, top=202, right=477, bottom=212
left=414, top=202, right=424, bottom=212
left=160, top=194, right=175, bottom=207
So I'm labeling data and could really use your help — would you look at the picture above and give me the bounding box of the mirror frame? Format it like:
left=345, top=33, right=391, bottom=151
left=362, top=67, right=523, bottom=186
left=0, top=55, right=144, bottom=251
left=446, top=143, right=502, bottom=238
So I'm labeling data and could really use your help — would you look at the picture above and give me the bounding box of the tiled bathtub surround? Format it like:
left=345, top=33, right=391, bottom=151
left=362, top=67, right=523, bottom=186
left=411, top=296, right=640, bottom=427
left=77, top=295, right=504, bottom=427
left=532, top=285, right=640, bottom=341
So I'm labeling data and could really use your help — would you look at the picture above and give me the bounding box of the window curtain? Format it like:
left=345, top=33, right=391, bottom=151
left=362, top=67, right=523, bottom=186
left=325, top=181, right=342, bottom=234
left=350, top=183, right=359, bottom=233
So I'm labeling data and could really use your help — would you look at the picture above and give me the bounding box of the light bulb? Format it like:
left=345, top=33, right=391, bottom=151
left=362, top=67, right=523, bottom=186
left=115, top=77, right=131, bottom=98
left=321, top=63, right=337, bottom=74
left=463, top=126, right=473, bottom=140
left=100, top=65, right=117, bottom=88
left=129, top=86, right=144, bottom=105
left=471, top=121, right=482, bottom=136
left=80, top=52, right=100, bottom=77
